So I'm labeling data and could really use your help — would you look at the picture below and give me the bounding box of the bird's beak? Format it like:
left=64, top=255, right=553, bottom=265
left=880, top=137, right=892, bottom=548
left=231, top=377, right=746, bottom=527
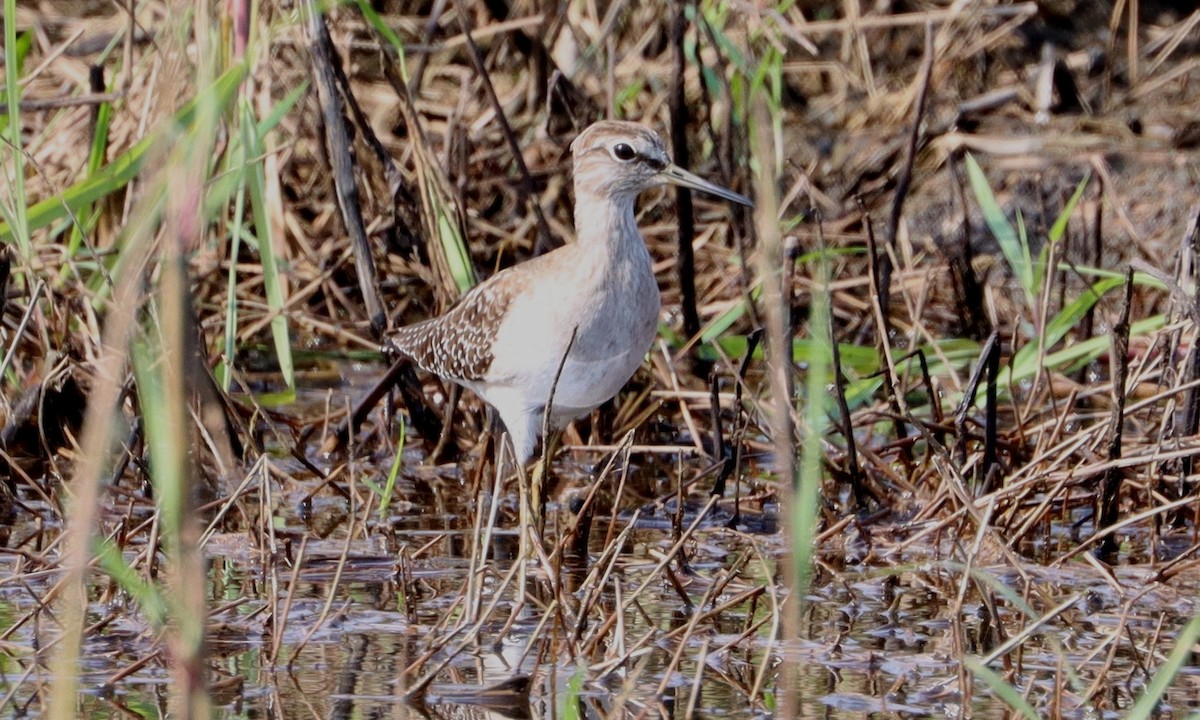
left=659, top=164, right=753, bottom=207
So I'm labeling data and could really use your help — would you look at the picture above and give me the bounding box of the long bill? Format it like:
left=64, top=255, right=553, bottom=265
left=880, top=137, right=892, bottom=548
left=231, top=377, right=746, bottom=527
left=659, top=163, right=754, bottom=207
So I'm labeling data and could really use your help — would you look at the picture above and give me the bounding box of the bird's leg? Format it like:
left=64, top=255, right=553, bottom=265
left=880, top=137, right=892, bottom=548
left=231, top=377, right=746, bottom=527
left=527, top=325, right=575, bottom=542
left=542, top=428, right=565, bottom=463
left=505, top=434, right=533, bottom=613
left=512, top=440, right=551, bottom=619
left=321, top=357, right=446, bottom=458
left=528, top=455, right=546, bottom=540
left=427, top=383, right=461, bottom=463
left=529, top=427, right=567, bottom=540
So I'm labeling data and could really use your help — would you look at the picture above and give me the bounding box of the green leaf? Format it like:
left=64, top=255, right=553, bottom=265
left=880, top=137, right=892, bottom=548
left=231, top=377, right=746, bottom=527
left=433, top=190, right=475, bottom=293
left=1040, top=315, right=1165, bottom=376
left=256, top=388, right=298, bottom=407
left=966, top=153, right=1033, bottom=301
left=559, top=665, right=586, bottom=720
left=94, top=538, right=169, bottom=627
left=355, top=0, right=410, bottom=82
left=1126, top=615, right=1200, bottom=720
left=0, top=63, right=247, bottom=244
left=1048, top=173, right=1091, bottom=244
left=132, top=336, right=186, bottom=547
left=1005, top=275, right=1126, bottom=382
left=964, top=657, right=1042, bottom=720
left=701, top=283, right=761, bottom=346
left=258, top=82, right=309, bottom=137
left=378, top=418, right=406, bottom=517
left=66, top=98, right=113, bottom=254
left=221, top=166, right=249, bottom=391
left=216, top=82, right=307, bottom=391
left=241, top=100, right=294, bottom=389
left=360, top=3, right=476, bottom=297
left=2, top=13, right=32, bottom=261
left=710, top=334, right=879, bottom=376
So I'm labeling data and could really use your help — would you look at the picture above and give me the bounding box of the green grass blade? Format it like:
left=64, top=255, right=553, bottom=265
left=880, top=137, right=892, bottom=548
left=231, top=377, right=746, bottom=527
left=201, top=80, right=307, bottom=229
left=94, top=538, right=169, bottom=627
left=432, top=190, right=476, bottom=293
left=700, top=283, right=761, bottom=345
left=711, top=335, right=881, bottom=376
left=0, top=63, right=247, bottom=244
left=62, top=76, right=115, bottom=268
left=240, top=100, right=294, bottom=389
left=214, top=83, right=308, bottom=390
left=378, top=417, right=406, bottom=517
left=1056, top=265, right=1166, bottom=287
left=966, top=153, right=1032, bottom=301
left=1043, top=315, right=1165, bottom=374
left=2, top=2, right=31, bottom=262
left=355, top=0, right=410, bottom=82
left=559, top=665, right=585, bottom=720
left=1005, top=275, right=1125, bottom=381
left=1000, top=273, right=1163, bottom=391
left=694, top=2, right=747, bottom=72
left=0, top=26, right=30, bottom=137
left=796, top=262, right=830, bottom=595
left=364, top=419, right=408, bottom=516
left=1015, top=206, right=1032, bottom=287
left=998, top=315, right=1164, bottom=397
left=1127, top=615, right=1200, bottom=720
left=1048, top=173, right=1091, bottom=244
left=257, top=82, right=309, bottom=137
left=353, top=0, right=474, bottom=294
left=964, top=657, right=1042, bottom=720
left=132, top=336, right=185, bottom=541
left=219, top=163, right=248, bottom=391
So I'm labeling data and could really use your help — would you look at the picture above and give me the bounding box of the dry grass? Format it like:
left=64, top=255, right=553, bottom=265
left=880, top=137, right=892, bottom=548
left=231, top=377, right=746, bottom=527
left=2, top=0, right=1200, bottom=717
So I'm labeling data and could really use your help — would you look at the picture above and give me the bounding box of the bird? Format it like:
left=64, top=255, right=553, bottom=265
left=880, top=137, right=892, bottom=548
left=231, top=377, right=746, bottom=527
left=384, top=120, right=753, bottom=466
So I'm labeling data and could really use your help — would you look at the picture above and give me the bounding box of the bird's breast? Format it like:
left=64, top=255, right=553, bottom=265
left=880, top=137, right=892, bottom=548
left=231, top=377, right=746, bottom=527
left=483, top=246, right=659, bottom=417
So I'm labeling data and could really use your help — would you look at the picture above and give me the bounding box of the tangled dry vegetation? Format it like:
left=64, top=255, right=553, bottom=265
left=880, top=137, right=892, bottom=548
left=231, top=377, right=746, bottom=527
left=2, top=0, right=1200, bottom=716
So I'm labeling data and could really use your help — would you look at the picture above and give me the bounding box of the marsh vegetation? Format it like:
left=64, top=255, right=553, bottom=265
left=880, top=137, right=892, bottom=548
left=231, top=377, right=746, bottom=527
left=2, top=1, right=1200, bottom=717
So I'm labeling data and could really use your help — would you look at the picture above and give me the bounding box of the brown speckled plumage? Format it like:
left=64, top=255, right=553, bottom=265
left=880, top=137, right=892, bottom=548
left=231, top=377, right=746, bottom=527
left=386, top=279, right=513, bottom=381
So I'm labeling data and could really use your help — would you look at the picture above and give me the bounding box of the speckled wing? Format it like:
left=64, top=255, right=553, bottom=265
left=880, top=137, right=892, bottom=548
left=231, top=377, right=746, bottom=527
left=385, top=281, right=512, bottom=382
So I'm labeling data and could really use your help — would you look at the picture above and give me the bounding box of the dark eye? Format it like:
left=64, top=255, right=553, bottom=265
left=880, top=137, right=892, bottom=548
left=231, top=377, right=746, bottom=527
left=612, top=143, right=637, bottom=161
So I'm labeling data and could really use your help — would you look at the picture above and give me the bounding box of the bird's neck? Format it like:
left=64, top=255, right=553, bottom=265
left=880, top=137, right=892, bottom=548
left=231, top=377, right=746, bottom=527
left=573, top=188, right=642, bottom=259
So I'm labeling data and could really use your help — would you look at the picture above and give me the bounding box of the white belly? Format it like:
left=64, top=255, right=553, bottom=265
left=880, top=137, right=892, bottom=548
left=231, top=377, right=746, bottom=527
left=548, top=342, right=652, bottom=418
left=482, top=271, right=658, bottom=424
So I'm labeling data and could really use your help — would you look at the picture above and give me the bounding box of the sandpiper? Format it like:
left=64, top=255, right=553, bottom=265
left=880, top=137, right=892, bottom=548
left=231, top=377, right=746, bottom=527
left=386, top=120, right=752, bottom=464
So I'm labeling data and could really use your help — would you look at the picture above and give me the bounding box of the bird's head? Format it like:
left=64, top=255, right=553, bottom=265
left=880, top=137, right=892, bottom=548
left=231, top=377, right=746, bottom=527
left=570, top=120, right=752, bottom=207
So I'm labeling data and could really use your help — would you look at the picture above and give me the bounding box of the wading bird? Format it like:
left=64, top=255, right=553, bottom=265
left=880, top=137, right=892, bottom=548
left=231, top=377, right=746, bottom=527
left=384, top=120, right=753, bottom=466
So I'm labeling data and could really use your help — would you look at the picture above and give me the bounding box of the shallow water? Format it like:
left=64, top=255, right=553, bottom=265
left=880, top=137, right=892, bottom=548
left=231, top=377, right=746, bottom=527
left=3, top=366, right=1200, bottom=718
left=6, top=494, right=1200, bottom=718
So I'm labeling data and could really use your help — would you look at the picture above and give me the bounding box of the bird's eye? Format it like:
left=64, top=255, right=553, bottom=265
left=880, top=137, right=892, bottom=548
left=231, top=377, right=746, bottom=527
left=611, top=143, right=637, bottom=161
